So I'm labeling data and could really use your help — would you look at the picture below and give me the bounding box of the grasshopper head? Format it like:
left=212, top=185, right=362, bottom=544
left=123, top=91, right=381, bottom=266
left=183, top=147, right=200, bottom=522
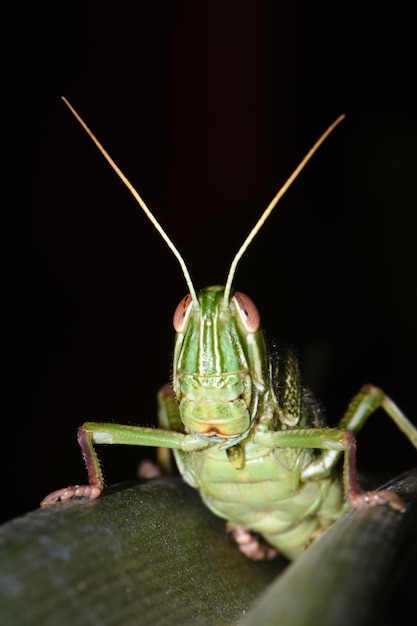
left=172, top=286, right=268, bottom=438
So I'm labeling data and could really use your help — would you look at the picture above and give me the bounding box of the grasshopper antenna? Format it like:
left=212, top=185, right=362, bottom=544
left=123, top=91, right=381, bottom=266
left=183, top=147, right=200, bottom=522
left=61, top=97, right=199, bottom=308
left=222, top=114, right=346, bottom=307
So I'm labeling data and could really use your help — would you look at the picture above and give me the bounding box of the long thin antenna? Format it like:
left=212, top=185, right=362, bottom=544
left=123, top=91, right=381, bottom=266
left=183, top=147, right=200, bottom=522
left=222, top=114, right=346, bottom=307
left=61, top=97, right=199, bottom=308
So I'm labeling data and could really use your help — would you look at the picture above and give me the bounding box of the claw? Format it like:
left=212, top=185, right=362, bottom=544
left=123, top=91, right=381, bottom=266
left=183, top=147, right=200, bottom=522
left=226, top=522, right=278, bottom=560
left=40, top=485, right=102, bottom=507
left=349, top=488, right=406, bottom=512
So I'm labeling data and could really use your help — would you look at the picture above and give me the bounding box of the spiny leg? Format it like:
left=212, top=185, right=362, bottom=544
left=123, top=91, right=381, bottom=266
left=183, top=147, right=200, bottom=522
left=254, top=384, right=417, bottom=512
left=257, top=427, right=405, bottom=511
left=340, top=429, right=405, bottom=511
left=339, top=384, right=417, bottom=446
left=337, top=384, right=417, bottom=509
left=40, top=427, right=103, bottom=507
left=40, top=421, right=208, bottom=507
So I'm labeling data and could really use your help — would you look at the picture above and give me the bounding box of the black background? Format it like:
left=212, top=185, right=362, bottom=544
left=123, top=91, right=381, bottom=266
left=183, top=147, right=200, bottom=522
left=3, top=1, right=416, bottom=523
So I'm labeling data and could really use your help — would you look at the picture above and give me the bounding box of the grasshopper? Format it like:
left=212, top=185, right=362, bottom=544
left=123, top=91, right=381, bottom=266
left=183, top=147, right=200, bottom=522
left=41, top=99, right=417, bottom=561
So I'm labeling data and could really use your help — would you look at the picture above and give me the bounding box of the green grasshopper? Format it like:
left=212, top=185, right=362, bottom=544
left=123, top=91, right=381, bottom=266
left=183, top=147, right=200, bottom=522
left=41, top=99, right=417, bottom=561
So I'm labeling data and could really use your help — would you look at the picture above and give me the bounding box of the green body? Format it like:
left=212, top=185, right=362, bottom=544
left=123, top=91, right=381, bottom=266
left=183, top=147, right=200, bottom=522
left=175, top=444, right=345, bottom=560
left=157, top=285, right=416, bottom=559
left=165, top=286, right=347, bottom=559
left=173, top=424, right=346, bottom=559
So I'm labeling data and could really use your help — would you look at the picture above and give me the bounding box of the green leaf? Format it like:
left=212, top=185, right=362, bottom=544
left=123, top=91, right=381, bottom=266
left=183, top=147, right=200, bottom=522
left=240, top=469, right=417, bottom=626
left=0, top=478, right=283, bottom=626
left=0, top=470, right=416, bottom=626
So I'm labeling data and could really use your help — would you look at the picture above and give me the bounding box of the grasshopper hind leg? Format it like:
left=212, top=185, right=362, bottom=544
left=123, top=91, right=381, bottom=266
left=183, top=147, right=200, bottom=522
left=226, top=522, right=278, bottom=560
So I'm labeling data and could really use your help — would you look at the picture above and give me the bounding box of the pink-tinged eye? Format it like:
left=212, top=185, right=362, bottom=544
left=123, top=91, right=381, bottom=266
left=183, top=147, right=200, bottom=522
left=173, top=294, right=193, bottom=332
left=232, top=292, right=260, bottom=332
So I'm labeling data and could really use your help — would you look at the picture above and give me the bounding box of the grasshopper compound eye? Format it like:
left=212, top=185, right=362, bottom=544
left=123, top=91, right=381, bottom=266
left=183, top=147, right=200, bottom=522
left=173, top=294, right=193, bottom=332
left=232, top=292, right=260, bottom=332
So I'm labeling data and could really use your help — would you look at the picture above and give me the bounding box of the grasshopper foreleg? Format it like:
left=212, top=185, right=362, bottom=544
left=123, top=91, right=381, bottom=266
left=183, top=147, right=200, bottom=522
left=40, top=422, right=209, bottom=507
left=40, top=427, right=104, bottom=507
left=254, top=384, right=417, bottom=512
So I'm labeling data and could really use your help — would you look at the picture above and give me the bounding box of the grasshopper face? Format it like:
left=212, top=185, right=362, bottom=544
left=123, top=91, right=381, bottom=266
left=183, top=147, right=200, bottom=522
left=172, top=286, right=268, bottom=438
